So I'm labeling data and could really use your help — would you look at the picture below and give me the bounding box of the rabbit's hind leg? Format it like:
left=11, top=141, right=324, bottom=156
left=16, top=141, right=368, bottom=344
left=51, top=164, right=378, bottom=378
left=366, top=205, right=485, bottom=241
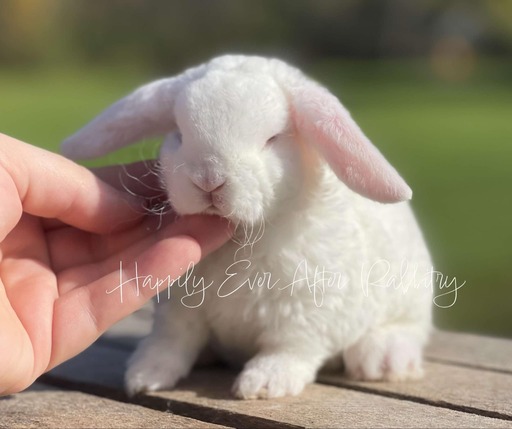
left=342, top=324, right=427, bottom=382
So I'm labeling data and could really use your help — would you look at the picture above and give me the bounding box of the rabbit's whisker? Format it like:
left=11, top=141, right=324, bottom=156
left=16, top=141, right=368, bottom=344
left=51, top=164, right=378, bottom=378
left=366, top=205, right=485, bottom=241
left=120, top=164, right=166, bottom=193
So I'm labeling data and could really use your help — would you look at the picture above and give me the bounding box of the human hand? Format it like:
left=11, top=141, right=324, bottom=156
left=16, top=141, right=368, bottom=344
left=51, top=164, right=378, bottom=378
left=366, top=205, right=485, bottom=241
left=0, top=134, right=231, bottom=395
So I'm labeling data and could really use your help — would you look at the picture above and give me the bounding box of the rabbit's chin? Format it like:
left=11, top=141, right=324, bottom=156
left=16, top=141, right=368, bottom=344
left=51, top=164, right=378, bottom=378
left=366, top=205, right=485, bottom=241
left=203, top=207, right=265, bottom=226
left=170, top=199, right=265, bottom=226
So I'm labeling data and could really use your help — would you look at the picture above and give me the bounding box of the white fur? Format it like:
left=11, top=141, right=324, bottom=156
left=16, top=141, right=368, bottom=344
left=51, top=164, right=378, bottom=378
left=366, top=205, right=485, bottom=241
left=62, top=55, right=433, bottom=399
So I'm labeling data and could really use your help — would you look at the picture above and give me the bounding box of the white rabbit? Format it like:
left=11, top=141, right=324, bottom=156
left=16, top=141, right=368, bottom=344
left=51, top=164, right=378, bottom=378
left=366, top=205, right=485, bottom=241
left=62, top=55, right=433, bottom=399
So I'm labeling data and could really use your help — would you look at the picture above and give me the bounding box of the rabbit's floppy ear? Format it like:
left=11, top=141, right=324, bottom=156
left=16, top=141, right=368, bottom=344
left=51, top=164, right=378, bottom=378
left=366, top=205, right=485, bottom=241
left=288, top=79, right=412, bottom=203
left=61, top=66, right=205, bottom=160
left=61, top=78, right=177, bottom=159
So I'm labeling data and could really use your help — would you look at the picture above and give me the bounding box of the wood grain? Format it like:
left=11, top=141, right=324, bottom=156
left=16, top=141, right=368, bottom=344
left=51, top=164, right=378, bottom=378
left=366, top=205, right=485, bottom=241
left=425, top=330, right=512, bottom=373
left=0, top=383, right=229, bottom=428
left=319, top=361, right=512, bottom=419
left=46, top=342, right=512, bottom=428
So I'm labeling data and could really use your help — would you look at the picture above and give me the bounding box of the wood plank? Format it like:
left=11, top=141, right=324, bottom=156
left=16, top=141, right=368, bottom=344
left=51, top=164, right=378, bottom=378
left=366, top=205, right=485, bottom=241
left=319, top=360, right=512, bottom=419
left=149, top=369, right=512, bottom=429
left=0, top=382, right=229, bottom=428
left=425, top=330, right=512, bottom=373
left=45, top=342, right=512, bottom=428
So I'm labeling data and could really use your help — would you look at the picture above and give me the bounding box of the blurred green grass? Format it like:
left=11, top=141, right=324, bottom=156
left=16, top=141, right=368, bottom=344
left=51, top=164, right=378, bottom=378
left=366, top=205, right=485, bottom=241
left=1, top=60, right=511, bottom=337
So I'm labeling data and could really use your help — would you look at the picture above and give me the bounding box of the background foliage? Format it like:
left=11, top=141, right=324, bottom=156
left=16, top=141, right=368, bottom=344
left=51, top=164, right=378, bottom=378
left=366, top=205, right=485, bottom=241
left=1, top=0, right=511, bottom=337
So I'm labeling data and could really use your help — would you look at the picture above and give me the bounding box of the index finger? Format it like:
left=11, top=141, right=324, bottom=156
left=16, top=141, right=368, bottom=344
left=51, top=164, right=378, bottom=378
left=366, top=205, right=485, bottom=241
left=0, top=134, right=145, bottom=235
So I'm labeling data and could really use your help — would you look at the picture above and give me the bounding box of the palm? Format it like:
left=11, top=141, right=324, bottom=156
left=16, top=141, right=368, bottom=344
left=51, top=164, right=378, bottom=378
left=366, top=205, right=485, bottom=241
left=1, top=208, right=229, bottom=395
left=1, top=214, right=58, bottom=393
left=0, top=211, right=154, bottom=392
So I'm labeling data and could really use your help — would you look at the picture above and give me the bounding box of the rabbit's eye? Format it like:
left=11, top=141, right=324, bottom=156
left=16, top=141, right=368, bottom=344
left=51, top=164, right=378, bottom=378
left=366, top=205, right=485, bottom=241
left=173, top=131, right=183, bottom=147
left=168, top=131, right=183, bottom=151
left=266, top=134, right=279, bottom=145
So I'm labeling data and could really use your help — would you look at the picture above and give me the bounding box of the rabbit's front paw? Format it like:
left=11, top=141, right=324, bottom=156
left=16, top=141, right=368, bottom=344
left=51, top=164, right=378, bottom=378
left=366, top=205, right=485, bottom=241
left=232, top=353, right=316, bottom=399
left=343, top=328, right=424, bottom=382
left=125, top=342, right=190, bottom=396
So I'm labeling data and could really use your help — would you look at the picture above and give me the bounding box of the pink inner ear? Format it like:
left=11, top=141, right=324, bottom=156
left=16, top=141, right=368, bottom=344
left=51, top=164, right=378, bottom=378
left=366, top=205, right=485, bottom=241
left=292, top=84, right=412, bottom=203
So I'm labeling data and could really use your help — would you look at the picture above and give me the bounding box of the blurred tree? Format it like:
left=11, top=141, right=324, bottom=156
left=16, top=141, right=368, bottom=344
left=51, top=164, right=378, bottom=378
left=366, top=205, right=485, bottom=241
left=0, top=0, right=510, bottom=70
left=484, top=0, right=512, bottom=51
left=0, top=0, right=60, bottom=65
left=58, top=0, right=298, bottom=73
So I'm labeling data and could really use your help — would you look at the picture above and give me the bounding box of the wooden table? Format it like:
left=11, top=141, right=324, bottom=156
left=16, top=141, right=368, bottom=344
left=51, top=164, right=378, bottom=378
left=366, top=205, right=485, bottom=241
left=2, top=306, right=511, bottom=428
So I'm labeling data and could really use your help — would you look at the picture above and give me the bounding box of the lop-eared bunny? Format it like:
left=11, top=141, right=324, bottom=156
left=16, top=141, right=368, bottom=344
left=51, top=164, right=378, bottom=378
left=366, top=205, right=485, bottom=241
left=62, top=55, right=432, bottom=399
